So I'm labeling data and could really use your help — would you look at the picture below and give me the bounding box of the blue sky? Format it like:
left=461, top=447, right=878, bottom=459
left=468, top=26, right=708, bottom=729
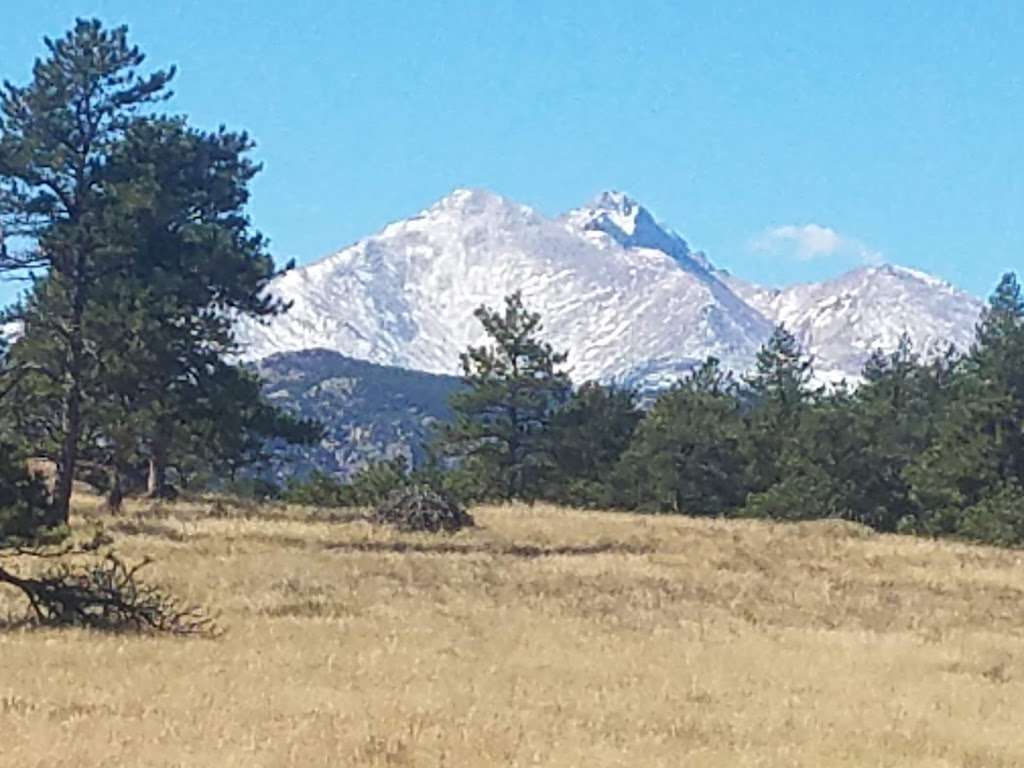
left=2, top=1, right=1022, bottom=307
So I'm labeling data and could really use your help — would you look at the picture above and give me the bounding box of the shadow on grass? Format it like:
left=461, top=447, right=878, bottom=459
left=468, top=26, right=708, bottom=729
left=323, top=539, right=653, bottom=559
left=107, top=519, right=190, bottom=542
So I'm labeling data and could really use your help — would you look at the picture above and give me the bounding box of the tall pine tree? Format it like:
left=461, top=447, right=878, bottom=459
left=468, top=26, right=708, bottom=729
left=743, top=325, right=816, bottom=496
left=615, top=357, right=748, bottom=514
left=439, top=292, right=571, bottom=502
left=0, top=20, right=174, bottom=523
left=907, top=273, right=1024, bottom=540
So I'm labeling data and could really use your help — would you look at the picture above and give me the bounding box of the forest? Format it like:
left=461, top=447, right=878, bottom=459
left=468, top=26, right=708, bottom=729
left=286, top=280, right=1024, bottom=549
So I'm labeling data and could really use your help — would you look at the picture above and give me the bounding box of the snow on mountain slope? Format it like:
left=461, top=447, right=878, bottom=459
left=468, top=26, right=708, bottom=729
left=236, top=189, right=773, bottom=389
left=560, top=190, right=714, bottom=273
left=723, top=265, right=984, bottom=379
left=237, top=187, right=983, bottom=386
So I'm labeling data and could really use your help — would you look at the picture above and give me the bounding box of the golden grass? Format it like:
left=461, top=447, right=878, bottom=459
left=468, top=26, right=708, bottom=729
left=2, top=497, right=1024, bottom=767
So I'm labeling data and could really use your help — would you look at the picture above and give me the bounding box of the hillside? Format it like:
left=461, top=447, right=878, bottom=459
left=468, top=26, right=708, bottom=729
left=256, top=348, right=462, bottom=478
left=2, top=498, right=1022, bottom=767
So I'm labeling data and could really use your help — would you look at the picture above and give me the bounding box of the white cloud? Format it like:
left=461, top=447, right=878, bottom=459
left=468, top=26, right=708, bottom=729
left=753, top=223, right=882, bottom=264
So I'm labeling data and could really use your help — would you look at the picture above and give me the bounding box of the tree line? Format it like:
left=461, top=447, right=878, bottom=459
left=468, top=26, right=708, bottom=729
left=0, top=20, right=318, bottom=541
left=289, top=279, right=1024, bottom=547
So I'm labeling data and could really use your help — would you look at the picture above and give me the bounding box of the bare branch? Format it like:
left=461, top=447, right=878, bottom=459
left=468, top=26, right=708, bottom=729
left=0, top=551, right=219, bottom=636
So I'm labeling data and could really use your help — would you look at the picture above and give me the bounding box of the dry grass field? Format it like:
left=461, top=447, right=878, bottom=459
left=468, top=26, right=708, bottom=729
left=2, top=497, right=1024, bottom=767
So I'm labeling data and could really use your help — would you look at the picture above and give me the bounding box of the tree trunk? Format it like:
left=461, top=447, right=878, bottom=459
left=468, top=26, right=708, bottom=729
left=50, top=391, right=79, bottom=527
left=49, top=288, right=85, bottom=528
left=105, top=466, right=124, bottom=514
left=147, top=419, right=171, bottom=498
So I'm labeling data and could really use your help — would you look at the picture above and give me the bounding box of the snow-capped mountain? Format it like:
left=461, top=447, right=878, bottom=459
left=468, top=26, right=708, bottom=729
left=238, top=189, right=773, bottom=389
left=722, top=265, right=983, bottom=380
left=237, top=188, right=983, bottom=386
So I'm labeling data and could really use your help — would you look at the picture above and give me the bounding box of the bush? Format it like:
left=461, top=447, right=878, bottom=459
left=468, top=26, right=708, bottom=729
left=223, top=477, right=282, bottom=502
left=741, top=463, right=849, bottom=522
left=282, top=470, right=349, bottom=507
left=373, top=484, right=474, bottom=533
left=283, top=457, right=417, bottom=508
left=957, top=484, right=1024, bottom=547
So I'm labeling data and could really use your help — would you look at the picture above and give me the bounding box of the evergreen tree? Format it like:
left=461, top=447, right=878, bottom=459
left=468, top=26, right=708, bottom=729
left=615, top=358, right=748, bottom=514
left=3, top=88, right=307, bottom=508
left=0, top=340, right=52, bottom=543
left=743, top=325, right=816, bottom=495
left=848, top=336, right=956, bottom=531
left=971, top=272, right=1024, bottom=483
left=93, top=116, right=292, bottom=497
left=546, top=382, right=642, bottom=506
left=907, top=273, right=1024, bottom=539
left=0, top=19, right=174, bottom=523
left=438, top=292, right=571, bottom=502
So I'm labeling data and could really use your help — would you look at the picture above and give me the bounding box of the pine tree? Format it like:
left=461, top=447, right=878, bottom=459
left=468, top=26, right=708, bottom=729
left=94, top=116, right=291, bottom=497
left=746, top=325, right=815, bottom=411
left=546, top=382, right=642, bottom=506
left=743, top=325, right=816, bottom=495
left=438, top=292, right=571, bottom=502
left=0, top=443, right=51, bottom=545
left=0, top=334, right=51, bottom=543
left=907, top=273, right=1024, bottom=538
left=844, top=335, right=954, bottom=531
left=615, top=358, right=748, bottom=514
left=171, top=362, right=322, bottom=488
left=971, top=273, right=1024, bottom=483
left=0, top=19, right=174, bottom=523
left=3, top=90, right=306, bottom=508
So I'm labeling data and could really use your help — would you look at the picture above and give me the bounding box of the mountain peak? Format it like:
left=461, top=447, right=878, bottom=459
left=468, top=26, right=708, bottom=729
left=587, top=190, right=643, bottom=233
left=434, top=187, right=509, bottom=210
left=562, top=191, right=714, bottom=274
left=569, top=190, right=646, bottom=238
left=840, top=263, right=959, bottom=293
left=417, top=187, right=545, bottom=229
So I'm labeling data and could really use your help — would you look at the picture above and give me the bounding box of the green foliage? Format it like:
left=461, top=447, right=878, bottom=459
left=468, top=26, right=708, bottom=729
left=743, top=325, right=816, bottom=494
left=281, top=471, right=350, bottom=508
left=1, top=22, right=314, bottom=509
left=546, top=382, right=642, bottom=506
left=741, top=454, right=848, bottom=521
left=844, top=338, right=955, bottom=531
left=615, top=358, right=748, bottom=514
left=438, top=292, right=571, bottom=503
left=595, top=295, right=1024, bottom=549
left=0, top=19, right=176, bottom=522
left=0, top=444, right=55, bottom=545
left=906, top=273, right=1024, bottom=538
left=283, top=457, right=413, bottom=508
left=957, top=483, right=1024, bottom=547
left=173, top=363, right=323, bottom=484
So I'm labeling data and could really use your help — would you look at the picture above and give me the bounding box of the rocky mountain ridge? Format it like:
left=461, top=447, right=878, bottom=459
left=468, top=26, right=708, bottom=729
left=237, top=188, right=983, bottom=386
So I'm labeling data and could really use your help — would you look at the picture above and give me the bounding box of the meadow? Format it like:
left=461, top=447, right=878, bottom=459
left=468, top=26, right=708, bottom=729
left=1, top=498, right=1023, bottom=767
